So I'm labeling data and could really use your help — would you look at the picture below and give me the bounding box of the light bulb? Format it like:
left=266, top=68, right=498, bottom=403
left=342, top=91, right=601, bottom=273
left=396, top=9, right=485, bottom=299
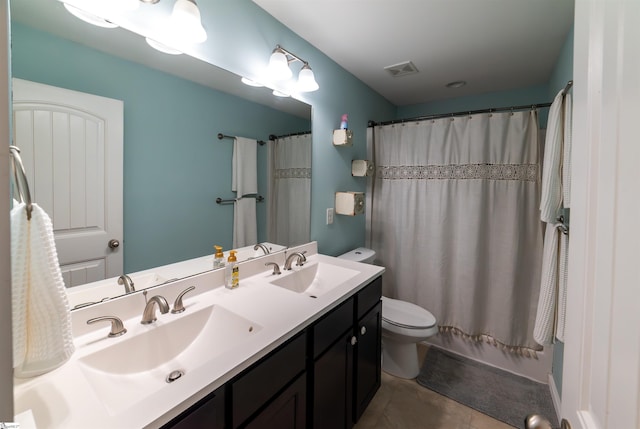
left=267, top=49, right=293, bottom=80
left=297, top=64, right=319, bottom=92
left=170, top=0, right=207, bottom=44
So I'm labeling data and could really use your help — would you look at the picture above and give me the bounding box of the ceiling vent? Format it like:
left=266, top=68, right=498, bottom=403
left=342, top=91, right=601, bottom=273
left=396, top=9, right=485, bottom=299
left=384, top=61, right=419, bottom=77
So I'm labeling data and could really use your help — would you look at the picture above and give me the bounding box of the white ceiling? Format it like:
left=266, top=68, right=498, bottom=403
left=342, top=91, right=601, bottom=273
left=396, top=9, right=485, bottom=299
left=252, top=0, right=575, bottom=106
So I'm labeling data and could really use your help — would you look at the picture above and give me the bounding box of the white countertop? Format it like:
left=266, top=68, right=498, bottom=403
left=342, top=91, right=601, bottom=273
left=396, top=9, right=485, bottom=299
left=13, top=243, right=385, bottom=429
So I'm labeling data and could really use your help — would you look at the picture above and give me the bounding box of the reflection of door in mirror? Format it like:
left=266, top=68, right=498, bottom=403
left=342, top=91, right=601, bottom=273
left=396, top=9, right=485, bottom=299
left=267, top=132, right=312, bottom=246
left=12, top=78, right=124, bottom=287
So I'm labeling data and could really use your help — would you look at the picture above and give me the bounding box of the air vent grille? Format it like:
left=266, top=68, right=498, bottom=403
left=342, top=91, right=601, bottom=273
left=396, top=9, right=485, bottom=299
left=384, top=61, right=419, bottom=77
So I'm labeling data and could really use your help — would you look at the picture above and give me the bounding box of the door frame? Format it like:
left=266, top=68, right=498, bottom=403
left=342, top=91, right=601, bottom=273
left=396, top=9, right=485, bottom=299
left=562, top=1, right=640, bottom=428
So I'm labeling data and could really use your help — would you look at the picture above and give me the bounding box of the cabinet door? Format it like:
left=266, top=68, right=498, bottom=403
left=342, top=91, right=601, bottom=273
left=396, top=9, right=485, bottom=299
left=244, top=373, right=306, bottom=429
left=354, top=301, right=382, bottom=422
left=313, top=332, right=355, bottom=429
left=163, top=386, right=225, bottom=429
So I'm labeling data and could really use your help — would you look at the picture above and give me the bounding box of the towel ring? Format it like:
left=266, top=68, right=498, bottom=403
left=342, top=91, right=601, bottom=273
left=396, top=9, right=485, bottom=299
left=9, top=146, right=33, bottom=220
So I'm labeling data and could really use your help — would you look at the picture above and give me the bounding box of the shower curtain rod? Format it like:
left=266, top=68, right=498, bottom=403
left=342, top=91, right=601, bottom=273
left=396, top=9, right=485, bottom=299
left=268, top=130, right=311, bottom=141
left=217, top=133, right=266, bottom=146
left=369, top=80, right=574, bottom=127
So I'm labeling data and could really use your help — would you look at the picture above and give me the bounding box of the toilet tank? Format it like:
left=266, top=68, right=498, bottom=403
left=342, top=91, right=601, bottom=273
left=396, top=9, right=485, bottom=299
left=338, top=247, right=376, bottom=264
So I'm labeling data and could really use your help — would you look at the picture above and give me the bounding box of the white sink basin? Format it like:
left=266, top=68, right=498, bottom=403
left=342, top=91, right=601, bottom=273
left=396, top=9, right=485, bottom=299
left=270, top=261, right=360, bottom=297
left=78, top=304, right=261, bottom=415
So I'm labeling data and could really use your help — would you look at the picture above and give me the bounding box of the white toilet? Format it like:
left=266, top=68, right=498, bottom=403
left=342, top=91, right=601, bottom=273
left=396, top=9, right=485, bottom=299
left=339, top=247, right=438, bottom=379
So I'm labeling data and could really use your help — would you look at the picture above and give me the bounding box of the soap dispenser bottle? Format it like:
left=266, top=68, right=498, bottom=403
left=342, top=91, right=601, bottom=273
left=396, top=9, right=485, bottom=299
left=213, top=245, right=225, bottom=269
left=225, top=250, right=239, bottom=289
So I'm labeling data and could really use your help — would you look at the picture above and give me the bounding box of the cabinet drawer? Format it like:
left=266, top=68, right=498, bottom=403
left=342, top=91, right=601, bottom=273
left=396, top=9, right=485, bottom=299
left=232, top=332, right=306, bottom=427
left=357, top=276, right=382, bottom=319
left=313, top=298, right=354, bottom=359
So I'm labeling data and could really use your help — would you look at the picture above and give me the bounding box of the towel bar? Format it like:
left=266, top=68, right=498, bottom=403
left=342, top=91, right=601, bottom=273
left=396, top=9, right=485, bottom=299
left=216, top=195, right=264, bottom=205
left=217, top=133, right=266, bottom=146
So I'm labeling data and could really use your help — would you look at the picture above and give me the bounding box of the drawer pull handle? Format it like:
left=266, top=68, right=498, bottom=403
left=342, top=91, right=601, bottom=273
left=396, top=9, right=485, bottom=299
left=360, top=326, right=367, bottom=335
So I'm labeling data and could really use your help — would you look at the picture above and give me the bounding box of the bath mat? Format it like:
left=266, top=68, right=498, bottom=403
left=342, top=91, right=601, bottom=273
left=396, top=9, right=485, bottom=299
left=416, top=347, right=558, bottom=428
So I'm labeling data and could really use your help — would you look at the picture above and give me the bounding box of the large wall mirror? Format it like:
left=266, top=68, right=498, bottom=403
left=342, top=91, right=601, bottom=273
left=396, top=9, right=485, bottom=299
left=10, top=0, right=312, bottom=308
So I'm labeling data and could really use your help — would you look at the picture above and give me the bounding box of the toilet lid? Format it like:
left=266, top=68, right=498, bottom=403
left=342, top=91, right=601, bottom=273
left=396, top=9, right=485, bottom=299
left=382, top=297, right=436, bottom=329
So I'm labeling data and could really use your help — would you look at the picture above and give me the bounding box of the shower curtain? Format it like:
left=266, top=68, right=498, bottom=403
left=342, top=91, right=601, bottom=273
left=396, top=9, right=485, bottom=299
left=267, top=133, right=312, bottom=246
left=368, top=111, right=543, bottom=352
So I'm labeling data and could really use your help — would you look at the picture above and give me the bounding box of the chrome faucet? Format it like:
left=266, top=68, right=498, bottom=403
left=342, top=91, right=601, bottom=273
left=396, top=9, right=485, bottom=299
left=117, top=274, right=135, bottom=294
left=284, top=252, right=307, bottom=270
left=254, top=243, right=270, bottom=255
left=141, top=295, right=170, bottom=324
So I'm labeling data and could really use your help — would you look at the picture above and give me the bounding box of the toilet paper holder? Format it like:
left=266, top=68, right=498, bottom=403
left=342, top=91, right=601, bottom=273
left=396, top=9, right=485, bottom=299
left=335, top=192, right=365, bottom=216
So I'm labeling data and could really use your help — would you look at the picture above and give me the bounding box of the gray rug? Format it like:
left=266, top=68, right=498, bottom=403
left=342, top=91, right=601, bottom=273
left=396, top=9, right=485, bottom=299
left=416, top=347, right=558, bottom=428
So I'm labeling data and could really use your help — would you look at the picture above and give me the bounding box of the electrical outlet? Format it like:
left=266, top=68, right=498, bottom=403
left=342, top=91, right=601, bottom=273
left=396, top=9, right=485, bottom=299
left=326, top=208, right=334, bottom=225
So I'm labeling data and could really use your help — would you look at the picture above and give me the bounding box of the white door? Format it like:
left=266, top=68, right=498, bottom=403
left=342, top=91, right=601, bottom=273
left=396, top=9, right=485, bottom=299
left=12, top=78, right=123, bottom=287
left=561, top=1, right=640, bottom=428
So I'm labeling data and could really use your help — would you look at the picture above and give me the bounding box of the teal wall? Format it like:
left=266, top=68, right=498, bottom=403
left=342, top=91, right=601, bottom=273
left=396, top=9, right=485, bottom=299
left=11, top=23, right=310, bottom=272
left=398, top=83, right=551, bottom=126
left=170, top=0, right=397, bottom=257
left=548, top=26, right=574, bottom=398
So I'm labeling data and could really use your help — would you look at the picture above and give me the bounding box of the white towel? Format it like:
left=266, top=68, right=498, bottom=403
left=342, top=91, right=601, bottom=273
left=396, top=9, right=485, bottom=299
left=233, top=198, right=257, bottom=248
left=540, top=90, right=565, bottom=223
left=232, top=137, right=258, bottom=197
left=532, top=226, right=569, bottom=344
left=562, top=93, right=573, bottom=208
left=11, top=203, right=75, bottom=378
left=534, top=88, right=571, bottom=345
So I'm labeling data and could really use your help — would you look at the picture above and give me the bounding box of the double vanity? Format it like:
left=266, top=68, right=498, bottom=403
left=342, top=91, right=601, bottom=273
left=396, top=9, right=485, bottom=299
left=13, top=242, right=385, bottom=428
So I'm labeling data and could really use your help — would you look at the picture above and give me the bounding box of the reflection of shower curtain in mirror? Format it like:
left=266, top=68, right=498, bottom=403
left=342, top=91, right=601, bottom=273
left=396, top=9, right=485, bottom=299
left=267, top=134, right=311, bottom=246
left=368, top=112, right=543, bottom=353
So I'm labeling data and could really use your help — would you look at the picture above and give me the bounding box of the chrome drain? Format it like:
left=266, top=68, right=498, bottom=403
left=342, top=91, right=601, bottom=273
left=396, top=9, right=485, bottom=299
left=166, top=370, right=184, bottom=383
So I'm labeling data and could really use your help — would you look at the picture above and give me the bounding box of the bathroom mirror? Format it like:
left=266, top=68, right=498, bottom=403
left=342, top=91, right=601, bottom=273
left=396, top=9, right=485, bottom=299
left=9, top=0, right=312, bottom=308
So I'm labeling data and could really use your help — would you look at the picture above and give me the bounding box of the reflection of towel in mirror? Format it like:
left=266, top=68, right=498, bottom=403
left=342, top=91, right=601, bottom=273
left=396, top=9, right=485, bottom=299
left=232, top=137, right=257, bottom=197
left=11, top=203, right=74, bottom=378
left=233, top=198, right=257, bottom=248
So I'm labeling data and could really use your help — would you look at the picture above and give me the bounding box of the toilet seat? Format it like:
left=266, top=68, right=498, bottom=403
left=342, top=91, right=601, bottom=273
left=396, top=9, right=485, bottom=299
left=382, top=297, right=436, bottom=329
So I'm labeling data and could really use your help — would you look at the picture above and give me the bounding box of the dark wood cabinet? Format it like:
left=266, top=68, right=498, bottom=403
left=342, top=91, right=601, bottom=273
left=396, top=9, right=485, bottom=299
left=354, top=301, right=382, bottom=421
left=232, top=333, right=307, bottom=428
left=311, top=276, right=382, bottom=429
left=244, top=373, right=306, bottom=429
left=164, top=276, right=382, bottom=429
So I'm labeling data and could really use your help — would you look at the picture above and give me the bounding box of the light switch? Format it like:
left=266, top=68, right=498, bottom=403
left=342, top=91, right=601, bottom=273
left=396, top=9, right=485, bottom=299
left=326, top=208, right=334, bottom=225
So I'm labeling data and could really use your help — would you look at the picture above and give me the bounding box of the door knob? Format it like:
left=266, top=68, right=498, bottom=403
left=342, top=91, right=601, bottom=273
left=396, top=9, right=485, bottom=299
left=108, top=239, right=120, bottom=249
left=350, top=336, right=357, bottom=346
left=524, top=415, right=553, bottom=429
left=360, top=326, right=367, bottom=335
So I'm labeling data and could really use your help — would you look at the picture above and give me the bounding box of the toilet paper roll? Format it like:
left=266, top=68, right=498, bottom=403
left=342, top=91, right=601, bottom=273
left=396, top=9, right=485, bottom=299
left=335, top=192, right=365, bottom=216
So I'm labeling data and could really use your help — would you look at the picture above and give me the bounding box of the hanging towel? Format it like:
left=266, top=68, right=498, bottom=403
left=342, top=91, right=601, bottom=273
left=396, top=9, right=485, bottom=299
left=232, top=137, right=258, bottom=197
left=534, top=225, right=561, bottom=344
left=562, top=93, right=573, bottom=208
left=534, top=88, right=570, bottom=345
left=539, top=90, right=564, bottom=223
left=233, top=198, right=257, bottom=248
left=11, top=203, right=75, bottom=378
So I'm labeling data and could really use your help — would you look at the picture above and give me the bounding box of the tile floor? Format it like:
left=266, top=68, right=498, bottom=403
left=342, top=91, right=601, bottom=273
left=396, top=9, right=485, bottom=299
left=354, top=345, right=514, bottom=429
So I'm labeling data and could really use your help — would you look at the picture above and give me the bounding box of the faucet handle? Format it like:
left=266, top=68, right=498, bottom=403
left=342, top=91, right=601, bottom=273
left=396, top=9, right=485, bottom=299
left=265, top=262, right=281, bottom=275
left=87, top=316, right=127, bottom=337
left=171, top=286, right=196, bottom=314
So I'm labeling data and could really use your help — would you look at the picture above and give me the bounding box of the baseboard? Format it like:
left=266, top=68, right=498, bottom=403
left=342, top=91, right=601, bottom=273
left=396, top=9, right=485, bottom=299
left=547, top=372, right=562, bottom=423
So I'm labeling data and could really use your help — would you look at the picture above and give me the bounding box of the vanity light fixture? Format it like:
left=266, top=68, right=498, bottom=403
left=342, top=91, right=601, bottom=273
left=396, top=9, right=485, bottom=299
left=61, top=0, right=139, bottom=28
left=241, top=77, right=265, bottom=87
left=145, top=38, right=183, bottom=55
left=169, top=0, right=207, bottom=44
left=266, top=44, right=319, bottom=93
left=63, top=3, right=118, bottom=28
